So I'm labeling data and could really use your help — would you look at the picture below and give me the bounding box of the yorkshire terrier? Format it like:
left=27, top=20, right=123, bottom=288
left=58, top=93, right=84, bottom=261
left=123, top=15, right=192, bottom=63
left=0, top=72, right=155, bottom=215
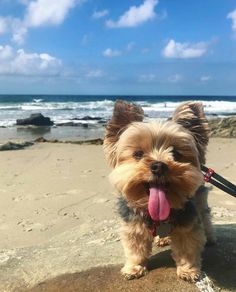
left=104, top=100, right=216, bottom=282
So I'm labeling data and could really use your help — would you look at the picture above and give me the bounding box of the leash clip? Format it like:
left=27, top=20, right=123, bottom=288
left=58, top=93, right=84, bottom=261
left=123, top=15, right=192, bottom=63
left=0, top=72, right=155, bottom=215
left=204, top=168, right=214, bottom=182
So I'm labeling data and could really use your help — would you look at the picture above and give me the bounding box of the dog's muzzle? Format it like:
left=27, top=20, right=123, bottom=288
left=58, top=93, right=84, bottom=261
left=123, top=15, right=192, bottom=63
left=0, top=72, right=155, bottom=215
left=150, top=161, right=169, bottom=176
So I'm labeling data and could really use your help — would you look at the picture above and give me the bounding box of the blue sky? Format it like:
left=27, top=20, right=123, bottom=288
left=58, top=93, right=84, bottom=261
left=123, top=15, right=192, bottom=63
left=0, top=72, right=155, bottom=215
left=0, top=0, right=236, bottom=95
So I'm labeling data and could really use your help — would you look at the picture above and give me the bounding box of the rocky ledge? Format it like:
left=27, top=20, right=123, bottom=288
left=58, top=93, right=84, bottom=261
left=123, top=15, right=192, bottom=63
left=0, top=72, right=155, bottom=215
left=209, top=117, right=236, bottom=138
left=17, top=113, right=54, bottom=126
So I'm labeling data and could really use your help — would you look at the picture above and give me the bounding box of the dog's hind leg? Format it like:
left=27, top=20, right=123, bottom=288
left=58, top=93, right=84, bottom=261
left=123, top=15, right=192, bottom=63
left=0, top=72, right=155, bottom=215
left=120, top=220, right=153, bottom=280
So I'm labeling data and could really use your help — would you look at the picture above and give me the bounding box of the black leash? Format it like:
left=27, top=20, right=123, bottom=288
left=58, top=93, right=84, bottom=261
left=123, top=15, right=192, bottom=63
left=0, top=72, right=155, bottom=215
left=201, top=165, right=236, bottom=198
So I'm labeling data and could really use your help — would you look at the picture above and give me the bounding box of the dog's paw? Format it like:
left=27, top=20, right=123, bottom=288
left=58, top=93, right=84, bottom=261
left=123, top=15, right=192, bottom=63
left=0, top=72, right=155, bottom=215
left=154, top=236, right=171, bottom=247
left=121, top=265, right=148, bottom=280
left=177, top=266, right=201, bottom=283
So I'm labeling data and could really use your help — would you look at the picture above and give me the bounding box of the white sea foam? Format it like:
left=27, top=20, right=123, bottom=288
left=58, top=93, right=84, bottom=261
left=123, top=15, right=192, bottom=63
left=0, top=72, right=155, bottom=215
left=0, top=99, right=235, bottom=127
left=0, top=120, right=16, bottom=127
left=138, top=100, right=236, bottom=117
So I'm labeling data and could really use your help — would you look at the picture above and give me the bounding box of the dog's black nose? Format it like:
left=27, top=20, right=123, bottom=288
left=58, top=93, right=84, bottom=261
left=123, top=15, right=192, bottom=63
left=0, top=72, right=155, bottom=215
left=150, top=161, right=169, bottom=176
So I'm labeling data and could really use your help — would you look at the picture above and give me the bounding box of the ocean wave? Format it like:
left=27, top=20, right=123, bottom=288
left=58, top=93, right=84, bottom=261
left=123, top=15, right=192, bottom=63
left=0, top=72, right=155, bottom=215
left=20, top=100, right=115, bottom=111
left=0, top=106, right=21, bottom=110
left=136, top=100, right=236, bottom=116
left=1, top=99, right=235, bottom=114
left=0, top=120, right=16, bottom=127
left=33, top=98, right=44, bottom=103
left=54, top=119, right=98, bottom=125
left=0, top=99, right=236, bottom=127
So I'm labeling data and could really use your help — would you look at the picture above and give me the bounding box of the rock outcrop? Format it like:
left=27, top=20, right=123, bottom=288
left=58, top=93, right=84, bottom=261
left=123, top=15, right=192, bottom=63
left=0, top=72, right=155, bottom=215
left=0, top=141, right=34, bottom=151
left=209, top=117, right=236, bottom=138
left=17, top=113, right=54, bottom=126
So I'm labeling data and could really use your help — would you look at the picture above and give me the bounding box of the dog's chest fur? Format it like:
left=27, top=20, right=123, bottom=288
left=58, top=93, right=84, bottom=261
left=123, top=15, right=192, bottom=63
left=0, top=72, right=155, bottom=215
left=117, top=194, right=199, bottom=232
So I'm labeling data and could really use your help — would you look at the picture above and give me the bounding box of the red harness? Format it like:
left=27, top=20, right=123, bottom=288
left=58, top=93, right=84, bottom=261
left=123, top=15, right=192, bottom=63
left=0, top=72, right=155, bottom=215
left=203, top=167, right=214, bottom=182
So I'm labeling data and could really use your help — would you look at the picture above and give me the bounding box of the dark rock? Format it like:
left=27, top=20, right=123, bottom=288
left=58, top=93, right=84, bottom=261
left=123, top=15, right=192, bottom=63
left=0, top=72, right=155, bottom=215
left=34, top=137, right=47, bottom=143
left=0, top=141, right=34, bottom=151
left=34, top=137, right=103, bottom=145
left=71, top=138, right=103, bottom=145
left=72, top=116, right=103, bottom=121
left=17, top=113, right=54, bottom=126
left=35, top=137, right=58, bottom=143
left=97, top=120, right=107, bottom=124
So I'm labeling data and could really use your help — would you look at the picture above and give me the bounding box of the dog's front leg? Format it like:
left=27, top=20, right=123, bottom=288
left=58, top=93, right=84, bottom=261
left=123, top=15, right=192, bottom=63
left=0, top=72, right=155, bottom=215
left=120, top=220, right=153, bottom=280
left=171, top=223, right=206, bottom=283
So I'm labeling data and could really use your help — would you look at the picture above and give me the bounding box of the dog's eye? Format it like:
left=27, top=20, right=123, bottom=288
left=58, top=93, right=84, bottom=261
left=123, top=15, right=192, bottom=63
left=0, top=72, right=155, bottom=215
left=133, top=150, right=144, bottom=160
left=171, top=148, right=182, bottom=161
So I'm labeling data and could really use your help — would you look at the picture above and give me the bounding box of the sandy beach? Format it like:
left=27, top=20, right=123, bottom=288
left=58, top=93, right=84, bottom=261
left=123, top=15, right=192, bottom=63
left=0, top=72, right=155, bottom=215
left=1, top=0, right=236, bottom=290
left=0, top=138, right=235, bottom=291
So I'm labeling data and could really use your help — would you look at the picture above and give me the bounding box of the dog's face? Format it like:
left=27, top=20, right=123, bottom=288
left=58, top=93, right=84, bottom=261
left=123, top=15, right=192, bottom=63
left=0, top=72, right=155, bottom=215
left=109, top=121, right=202, bottom=209
left=104, top=101, right=209, bottom=212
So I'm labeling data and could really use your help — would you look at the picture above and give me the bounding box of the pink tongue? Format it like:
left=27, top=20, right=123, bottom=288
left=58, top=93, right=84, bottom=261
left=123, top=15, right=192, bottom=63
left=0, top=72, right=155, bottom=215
left=148, top=187, right=170, bottom=221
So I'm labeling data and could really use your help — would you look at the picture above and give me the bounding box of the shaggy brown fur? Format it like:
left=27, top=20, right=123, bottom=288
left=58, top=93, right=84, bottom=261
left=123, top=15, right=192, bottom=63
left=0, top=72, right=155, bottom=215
left=172, top=102, right=210, bottom=164
left=104, top=100, right=215, bottom=283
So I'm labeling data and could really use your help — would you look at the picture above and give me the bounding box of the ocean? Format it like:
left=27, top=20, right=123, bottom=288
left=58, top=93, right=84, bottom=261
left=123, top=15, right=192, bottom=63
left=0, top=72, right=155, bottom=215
left=0, top=95, right=236, bottom=141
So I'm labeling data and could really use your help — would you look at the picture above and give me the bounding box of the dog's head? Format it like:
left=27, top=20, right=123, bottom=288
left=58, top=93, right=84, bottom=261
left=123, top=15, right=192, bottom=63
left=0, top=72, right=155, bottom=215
left=104, top=101, right=209, bottom=217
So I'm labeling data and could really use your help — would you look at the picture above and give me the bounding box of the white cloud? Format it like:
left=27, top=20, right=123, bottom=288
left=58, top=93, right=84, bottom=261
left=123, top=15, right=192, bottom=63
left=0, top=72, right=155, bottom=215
left=168, top=74, right=183, bottom=83
left=102, top=42, right=134, bottom=57
left=25, top=0, right=78, bottom=27
left=0, top=45, right=62, bottom=76
left=200, top=75, right=211, bottom=82
left=227, top=9, right=236, bottom=37
left=102, top=48, right=122, bottom=57
left=162, top=39, right=208, bottom=59
left=0, top=45, right=14, bottom=60
left=0, top=0, right=84, bottom=44
left=139, top=74, right=156, bottom=82
left=0, top=17, right=26, bottom=45
left=106, top=0, right=158, bottom=28
left=92, top=9, right=109, bottom=19
left=11, top=20, right=28, bottom=45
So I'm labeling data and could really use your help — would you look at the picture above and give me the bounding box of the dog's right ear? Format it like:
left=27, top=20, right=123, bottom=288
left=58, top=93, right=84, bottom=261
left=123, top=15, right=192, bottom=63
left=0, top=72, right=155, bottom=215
left=104, top=100, right=144, bottom=167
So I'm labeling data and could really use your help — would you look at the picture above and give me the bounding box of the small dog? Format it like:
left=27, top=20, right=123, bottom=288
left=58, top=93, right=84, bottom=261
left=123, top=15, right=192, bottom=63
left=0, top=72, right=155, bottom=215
left=104, top=100, right=216, bottom=282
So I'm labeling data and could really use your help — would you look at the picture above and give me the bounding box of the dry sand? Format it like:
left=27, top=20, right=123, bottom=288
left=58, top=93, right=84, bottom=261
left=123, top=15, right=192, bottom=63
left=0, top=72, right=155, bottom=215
left=0, top=138, right=235, bottom=291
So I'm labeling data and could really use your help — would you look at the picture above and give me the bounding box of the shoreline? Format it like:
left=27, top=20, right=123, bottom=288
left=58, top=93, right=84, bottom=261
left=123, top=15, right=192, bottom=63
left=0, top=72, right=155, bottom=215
left=0, top=116, right=235, bottom=145
left=0, top=124, right=105, bottom=143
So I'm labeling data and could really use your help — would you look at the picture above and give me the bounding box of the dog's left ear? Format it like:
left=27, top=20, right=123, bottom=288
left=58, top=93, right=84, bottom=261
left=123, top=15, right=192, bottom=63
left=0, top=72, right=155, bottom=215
left=172, top=102, right=210, bottom=164
left=104, top=100, right=144, bottom=167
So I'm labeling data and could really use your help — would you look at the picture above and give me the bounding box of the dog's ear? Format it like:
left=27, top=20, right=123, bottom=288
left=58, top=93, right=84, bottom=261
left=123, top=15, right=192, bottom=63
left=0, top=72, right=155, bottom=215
left=172, top=102, right=210, bottom=164
left=104, top=100, right=144, bottom=167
